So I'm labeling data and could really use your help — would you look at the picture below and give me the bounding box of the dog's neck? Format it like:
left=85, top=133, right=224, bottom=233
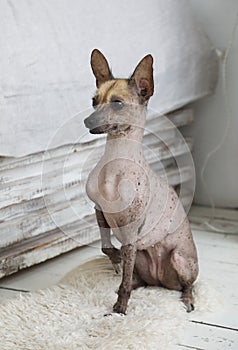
left=104, top=123, right=145, bottom=161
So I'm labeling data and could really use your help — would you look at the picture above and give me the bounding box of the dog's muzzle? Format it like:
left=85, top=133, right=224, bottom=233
left=84, top=115, right=106, bottom=134
left=84, top=110, right=113, bottom=134
left=84, top=112, right=100, bottom=133
left=84, top=106, right=132, bottom=134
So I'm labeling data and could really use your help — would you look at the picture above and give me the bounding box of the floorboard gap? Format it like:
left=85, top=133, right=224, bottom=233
left=191, top=320, right=238, bottom=332
left=178, top=344, right=205, bottom=350
left=0, top=286, right=29, bottom=293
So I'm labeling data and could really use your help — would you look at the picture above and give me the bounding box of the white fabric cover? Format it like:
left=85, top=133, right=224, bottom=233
left=0, top=0, right=218, bottom=156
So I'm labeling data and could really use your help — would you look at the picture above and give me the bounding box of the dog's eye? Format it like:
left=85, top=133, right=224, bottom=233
left=92, top=97, right=98, bottom=108
left=111, top=100, right=124, bottom=111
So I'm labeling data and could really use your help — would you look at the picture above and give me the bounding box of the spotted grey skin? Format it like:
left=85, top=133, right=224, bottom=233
left=84, top=49, right=199, bottom=315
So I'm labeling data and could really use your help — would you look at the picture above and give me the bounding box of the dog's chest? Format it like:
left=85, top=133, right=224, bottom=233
left=86, top=159, right=150, bottom=218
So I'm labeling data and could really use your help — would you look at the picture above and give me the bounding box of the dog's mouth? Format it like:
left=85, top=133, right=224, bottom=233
left=85, top=119, right=129, bottom=134
left=89, top=127, right=104, bottom=134
left=88, top=124, right=113, bottom=134
left=89, top=124, right=131, bottom=135
left=84, top=113, right=111, bottom=134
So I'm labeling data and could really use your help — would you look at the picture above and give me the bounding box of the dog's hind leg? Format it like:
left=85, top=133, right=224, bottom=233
left=95, top=208, right=121, bottom=273
left=170, top=248, right=198, bottom=312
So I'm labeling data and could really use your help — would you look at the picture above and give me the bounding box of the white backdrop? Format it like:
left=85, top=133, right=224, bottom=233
left=188, top=0, right=238, bottom=208
left=0, top=0, right=217, bottom=157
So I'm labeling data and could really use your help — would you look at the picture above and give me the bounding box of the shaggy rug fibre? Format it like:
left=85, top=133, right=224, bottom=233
left=0, top=257, right=220, bottom=350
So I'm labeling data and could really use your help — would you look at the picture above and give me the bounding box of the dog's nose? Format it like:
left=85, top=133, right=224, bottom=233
left=84, top=115, right=94, bottom=129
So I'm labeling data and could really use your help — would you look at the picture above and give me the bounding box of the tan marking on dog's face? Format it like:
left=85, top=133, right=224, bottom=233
left=87, top=77, right=145, bottom=135
left=95, top=79, right=136, bottom=106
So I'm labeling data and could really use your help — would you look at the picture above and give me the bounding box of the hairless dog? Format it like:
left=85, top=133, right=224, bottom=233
left=84, top=49, right=199, bottom=315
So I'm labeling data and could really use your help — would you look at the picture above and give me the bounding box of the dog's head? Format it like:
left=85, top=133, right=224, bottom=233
left=84, top=49, right=154, bottom=135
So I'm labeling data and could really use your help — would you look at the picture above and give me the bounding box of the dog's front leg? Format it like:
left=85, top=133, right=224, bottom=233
left=95, top=208, right=121, bottom=273
left=113, top=243, right=137, bottom=315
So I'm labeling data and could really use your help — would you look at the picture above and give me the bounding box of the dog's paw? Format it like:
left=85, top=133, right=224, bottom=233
left=113, top=300, right=127, bottom=315
left=182, top=296, right=195, bottom=313
left=187, top=303, right=195, bottom=313
left=182, top=286, right=195, bottom=313
left=102, top=247, right=122, bottom=273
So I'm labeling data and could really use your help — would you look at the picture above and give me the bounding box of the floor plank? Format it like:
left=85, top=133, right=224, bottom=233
left=191, top=230, right=238, bottom=331
left=177, top=321, right=237, bottom=350
left=189, top=206, right=238, bottom=234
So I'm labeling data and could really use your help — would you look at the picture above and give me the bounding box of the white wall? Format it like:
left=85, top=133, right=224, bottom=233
left=187, top=0, right=238, bottom=208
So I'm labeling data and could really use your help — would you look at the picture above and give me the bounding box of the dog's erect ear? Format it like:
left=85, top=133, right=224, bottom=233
left=91, top=49, right=114, bottom=88
left=130, top=54, right=154, bottom=101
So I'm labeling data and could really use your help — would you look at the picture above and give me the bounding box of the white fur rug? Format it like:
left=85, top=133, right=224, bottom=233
left=0, top=257, right=220, bottom=350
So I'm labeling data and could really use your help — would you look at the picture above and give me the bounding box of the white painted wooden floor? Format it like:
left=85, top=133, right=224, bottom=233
left=0, top=226, right=237, bottom=349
